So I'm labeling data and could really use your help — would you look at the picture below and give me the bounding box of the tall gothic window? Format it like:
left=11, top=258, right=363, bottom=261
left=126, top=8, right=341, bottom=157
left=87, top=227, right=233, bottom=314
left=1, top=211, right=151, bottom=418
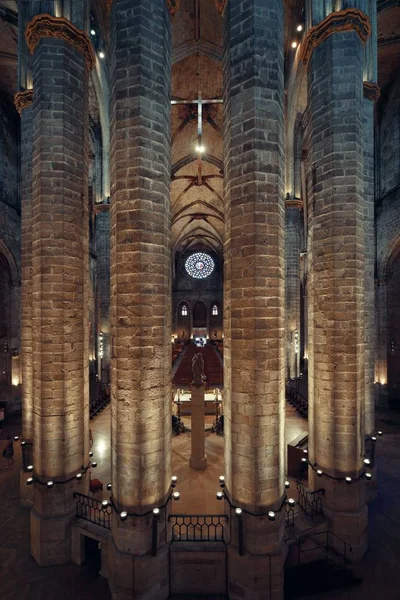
left=212, top=304, right=218, bottom=316
left=181, top=305, right=188, bottom=316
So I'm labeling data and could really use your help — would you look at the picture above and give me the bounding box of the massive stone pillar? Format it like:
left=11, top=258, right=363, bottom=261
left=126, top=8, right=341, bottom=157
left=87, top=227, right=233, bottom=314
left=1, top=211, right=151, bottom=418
left=108, top=1, right=172, bottom=598
left=285, top=199, right=302, bottom=380
left=362, top=0, right=378, bottom=434
left=223, top=1, right=286, bottom=598
left=94, top=203, right=110, bottom=383
left=302, top=7, right=370, bottom=558
left=26, top=11, right=93, bottom=565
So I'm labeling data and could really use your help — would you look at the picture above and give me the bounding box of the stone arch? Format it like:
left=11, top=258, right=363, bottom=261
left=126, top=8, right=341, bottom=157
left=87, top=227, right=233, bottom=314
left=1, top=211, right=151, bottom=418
left=0, top=240, right=19, bottom=287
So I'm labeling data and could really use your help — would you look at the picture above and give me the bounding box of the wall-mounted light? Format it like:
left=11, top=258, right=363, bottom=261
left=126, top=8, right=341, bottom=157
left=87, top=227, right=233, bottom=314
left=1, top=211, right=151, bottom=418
left=297, top=24, right=303, bottom=32
left=99, top=51, right=105, bottom=59
left=90, top=29, right=96, bottom=35
left=291, top=41, right=298, bottom=49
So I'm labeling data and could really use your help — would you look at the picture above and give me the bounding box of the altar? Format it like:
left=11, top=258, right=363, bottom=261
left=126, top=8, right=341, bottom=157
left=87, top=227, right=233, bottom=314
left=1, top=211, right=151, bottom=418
left=173, top=390, right=221, bottom=416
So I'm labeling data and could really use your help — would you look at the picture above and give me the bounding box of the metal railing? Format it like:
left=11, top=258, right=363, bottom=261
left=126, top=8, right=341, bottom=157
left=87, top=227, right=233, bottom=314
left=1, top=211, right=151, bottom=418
left=169, top=514, right=227, bottom=542
left=74, top=492, right=112, bottom=530
left=90, top=385, right=110, bottom=419
left=296, top=530, right=352, bottom=570
left=296, top=481, right=325, bottom=519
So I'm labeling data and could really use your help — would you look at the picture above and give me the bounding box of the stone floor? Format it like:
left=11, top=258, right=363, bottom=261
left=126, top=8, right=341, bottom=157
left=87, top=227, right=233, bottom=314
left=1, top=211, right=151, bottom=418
left=0, top=407, right=399, bottom=599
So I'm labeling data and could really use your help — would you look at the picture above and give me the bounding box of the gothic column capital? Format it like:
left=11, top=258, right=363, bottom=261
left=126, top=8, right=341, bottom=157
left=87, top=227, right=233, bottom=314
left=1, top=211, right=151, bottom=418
left=285, top=198, right=303, bottom=210
left=93, top=203, right=110, bottom=215
left=363, top=81, right=380, bottom=102
left=300, top=9, right=371, bottom=65
left=14, top=90, right=33, bottom=115
left=25, top=14, right=95, bottom=70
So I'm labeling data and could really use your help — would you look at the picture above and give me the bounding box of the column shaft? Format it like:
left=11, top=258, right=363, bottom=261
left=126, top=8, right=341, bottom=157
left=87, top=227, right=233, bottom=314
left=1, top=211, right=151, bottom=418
left=30, top=33, right=89, bottom=564
left=20, top=104, right=33, bottom=443
left=109, top=1, right=171, bottom=597
left=285, top=205, right=302, bottom=380
left=307, top=25, right=367, bottom=556
left=223, top=0, right=285, bottom=598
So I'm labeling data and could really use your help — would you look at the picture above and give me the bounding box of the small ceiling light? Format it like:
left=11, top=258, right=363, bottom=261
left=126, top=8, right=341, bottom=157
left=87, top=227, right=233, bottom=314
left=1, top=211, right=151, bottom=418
left=345, top=477, right=352, bottom=484
left=268, top=511, right=276, bottom=521
left=91, top=461, right=97, bottom=468
left=21, top=441, right=26, bottom=446
left=153, top=508, right=160, bottom=516
left=303, top=449, right=308, bottom=454
left=219, top=475, right=225, bottom=488
left=371, top=436, right=377, bottom=442
left=216, top=491, right=224, bottom=500
left=89, top=451, right=93, bottom=457
left=90, top=29, right=96, bottom=35
left=26, top=477, right=34, bottom=486
left=365, top=472, right=372, bottom=480
left=47, top=481, right=54, bottom=488
left=377, top=431, right=383, bottom=436
left=301, top=457, right=307, bottom=463
left=195, top=145, right=205, bottom=153
left=171, top=476, right=178, bottom=488
left=99, top=51, right=105, bottom=59
left=172, top=491, right=180, bottom=501
left=235, top=507, right=243, bottom=516
left=317, top=469, right=323, bottom=477
left=285, top=480, right=290, bottom=489
left=107, top=483, right=112, bottom=490
left=120, top=511, right=128, bottom=521
left=287, top=498, right=296, bottom=507
left=291, top=41, right=298, bottom=49
left=76, top=473, right=82, bottom=480
left=27, top=465, right=33, bottom=471
left=14, top=436, right=19, bottom=441
left=364, top=458, right=371, bottom=466
left=297, top=24, right=303, bottom=32
left=102, top=500, right=109, bottom=508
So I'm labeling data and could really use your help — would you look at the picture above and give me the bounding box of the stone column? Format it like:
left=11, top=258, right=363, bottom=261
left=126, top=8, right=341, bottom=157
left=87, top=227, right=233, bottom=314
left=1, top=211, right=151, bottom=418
left=285, top=200, right=302, bottom=380
left=223, top=1, right=286, bottom=598
left=363, top=84, right=378, bottom=434
left=108, top=0, right=172, bottom=598
left=26, top=12, right=93, bottom=565
left=302, top=8, right=370, bottom=558
left=15, top=92, right=34, bottom=505
left=189, top=383, right=207, bottom=470
left=94, top=203, right=110, bottom=383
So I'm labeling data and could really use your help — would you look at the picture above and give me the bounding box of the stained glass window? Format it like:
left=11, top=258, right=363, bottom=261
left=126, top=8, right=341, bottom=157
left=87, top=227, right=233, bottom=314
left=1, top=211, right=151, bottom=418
left=212, top=305, right=218, bottom=316
left=181, top=305, right=188, bottom=316
left=185, top=252, right=215, bottom=279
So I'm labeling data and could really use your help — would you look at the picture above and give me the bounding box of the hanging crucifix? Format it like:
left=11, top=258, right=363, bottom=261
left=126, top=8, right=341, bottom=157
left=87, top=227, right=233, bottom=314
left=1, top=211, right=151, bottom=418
left=171, top=91, right=223, bottom=185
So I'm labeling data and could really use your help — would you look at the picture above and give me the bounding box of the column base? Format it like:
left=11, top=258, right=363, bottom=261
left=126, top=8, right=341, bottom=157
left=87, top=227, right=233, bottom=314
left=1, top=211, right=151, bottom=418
left=31, top=506, right=75, bottom=565
left=227, top=547, right=284, bottom=600
left=20, top=469, right=34, bottom=507
left=319, top=478, right=368, bottom=562
left=189, top=454, right=207, bottom=470
left=30, top=476, right=88, bottom=566
left=107, top=509, right=169, bottom=600
left=226, top=506, right=285, bottom=600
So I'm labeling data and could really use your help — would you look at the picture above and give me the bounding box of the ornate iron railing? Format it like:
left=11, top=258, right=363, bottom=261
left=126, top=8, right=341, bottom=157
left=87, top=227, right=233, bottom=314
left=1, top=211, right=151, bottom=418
left=74, top=492, right=112, bottom=530
left=296, top=530, right=352, bottom=570
left=296, top=481, right=324, bottom=518
left=169, top=514, right=227, bottom=542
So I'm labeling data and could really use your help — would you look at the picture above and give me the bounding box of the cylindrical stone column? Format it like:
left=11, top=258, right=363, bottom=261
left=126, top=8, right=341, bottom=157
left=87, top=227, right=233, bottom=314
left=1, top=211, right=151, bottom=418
left=94, top=203, right=110, bottom=383
left=223, top=1, right=285, bottom=598
left=285, top=200, right=302, bottom=380
left=303, top=8, right=370, bottom=558
left=108, top=1, right=172, bottom=598
left=26, top=12, right=93, bottom=565
left=14, top=93, right=34, bottom=506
